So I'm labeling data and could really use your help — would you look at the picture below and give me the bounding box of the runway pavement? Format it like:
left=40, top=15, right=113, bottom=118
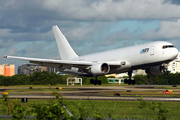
left=1, top=85, right=180, bottom=101
left=1, top=85, right=180, bottom=92
left=1, top=94, right=180, bottom=101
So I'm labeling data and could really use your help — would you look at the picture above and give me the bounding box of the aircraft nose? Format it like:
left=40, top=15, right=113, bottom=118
left=172, top=48, right=179, bottom=59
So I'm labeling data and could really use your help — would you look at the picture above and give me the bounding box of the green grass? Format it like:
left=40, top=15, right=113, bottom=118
left=5, top=88, right=79, bottom=92
left=0, top=83, right=130, bottom=88
left=155, top=86, right=180, bottom=89
left=96, top=91, right=180, bottom=97
left=0, top=99, right=180, bottom=119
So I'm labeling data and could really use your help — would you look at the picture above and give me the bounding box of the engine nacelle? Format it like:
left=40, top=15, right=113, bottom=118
left=90, top=63, right=110, bottom=75
left=145, top=65, right=167, bottom=75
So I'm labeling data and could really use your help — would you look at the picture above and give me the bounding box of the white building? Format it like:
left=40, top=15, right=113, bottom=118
left=136, top=69, right=146, bottom=75
left=116, top=72, right=136, bottom=78
left=168, top=52, right=180, bottom=73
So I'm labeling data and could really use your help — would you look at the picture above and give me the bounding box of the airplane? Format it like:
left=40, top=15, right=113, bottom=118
left=3, top=25, right=179, bottom=85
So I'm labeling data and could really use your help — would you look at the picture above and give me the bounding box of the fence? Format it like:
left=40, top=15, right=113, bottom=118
left=107, top=78, right=123, bottom=84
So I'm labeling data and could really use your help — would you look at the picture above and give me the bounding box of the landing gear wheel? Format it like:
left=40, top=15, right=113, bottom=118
left=90, top=79, right=94, bottom=84
left=164, top=71, right=168, bottom=75
left=127, top=71, right=133, bottom=85
left=98, top=80, right=101, bottom=85
left=94, top=80, right=98, bottom=85
left=128, top=79, right=132, bottom=85
left=124, top=79, right=128, bottom=84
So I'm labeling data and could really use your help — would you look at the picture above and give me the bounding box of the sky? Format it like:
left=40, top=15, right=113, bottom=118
left=1, top=0, right=180, bottom=73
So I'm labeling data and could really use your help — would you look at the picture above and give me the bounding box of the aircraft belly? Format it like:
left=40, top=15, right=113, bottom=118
left=131, top=59, right=172, bottom=70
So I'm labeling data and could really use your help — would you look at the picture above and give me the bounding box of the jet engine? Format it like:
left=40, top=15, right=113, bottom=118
left=90, top=63, right=110, bottom=75
left=145, top=64, right=168, bottom=75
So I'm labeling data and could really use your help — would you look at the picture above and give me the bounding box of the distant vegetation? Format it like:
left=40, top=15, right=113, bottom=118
left=0, top=71, right=66, bottom=86
left=0, top=71, right=180, bottom=86
left=134, top=72, right=180, bottom=85
left=0, top=71, right=110, bottom=86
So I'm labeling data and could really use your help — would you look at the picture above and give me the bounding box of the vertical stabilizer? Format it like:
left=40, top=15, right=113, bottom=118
left=53, top=25, right=79, bottom=60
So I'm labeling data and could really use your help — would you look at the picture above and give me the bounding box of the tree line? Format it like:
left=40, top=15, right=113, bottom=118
left=134, top=72, right=180, bottom=85
left=1, top=71, right=180, bottom=86
left=0, top=71, right=109, bottom=86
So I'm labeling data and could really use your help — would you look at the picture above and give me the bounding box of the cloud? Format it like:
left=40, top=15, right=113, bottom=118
left=0, top=28, right=53, bottom=44
left=40, top=0, right=180, bottom=21
left=5, top=47, right=18, bottom=56
left=0, top=39, right=14, bottom=48
left=0, top=0, right=180, bottom=31
left=164, top=0, right=180, bottom=5
left=63, top=24, right=95, bottom=41
left=1, top=0, right=180, bottom=44
left=141, top=19, right=180, bottom=40
left=14, top=41, right=59, bottom=58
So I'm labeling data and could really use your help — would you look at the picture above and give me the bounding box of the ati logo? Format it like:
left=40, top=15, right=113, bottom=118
left=140, top=48, right=149, bottom=53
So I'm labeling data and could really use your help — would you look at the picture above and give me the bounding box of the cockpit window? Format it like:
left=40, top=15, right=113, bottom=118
left=162, top=45, right=174, bottom=49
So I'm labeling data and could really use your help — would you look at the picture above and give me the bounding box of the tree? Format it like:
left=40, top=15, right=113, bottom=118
left=134, top=75, right=148, bottom=85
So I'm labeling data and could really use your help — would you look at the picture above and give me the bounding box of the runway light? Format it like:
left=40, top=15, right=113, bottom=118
left=2, top=92, right=8, bottom=101
left=163, top=91, right=170, bottom=94
left=3, top=92, right=8, bottom=95
left=168, top=90, right=173, bottom=92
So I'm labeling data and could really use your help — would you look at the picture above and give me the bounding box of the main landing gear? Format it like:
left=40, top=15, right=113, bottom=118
left=124, top=71, right=136, bottom=85
left=90, top=77, right=102, bottom=85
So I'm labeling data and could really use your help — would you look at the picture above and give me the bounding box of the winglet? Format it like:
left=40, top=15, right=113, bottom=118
left=52, top=25, right=79, bottom=60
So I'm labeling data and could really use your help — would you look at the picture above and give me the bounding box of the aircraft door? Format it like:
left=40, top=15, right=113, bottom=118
left=150, top=46, right=154, bottom=55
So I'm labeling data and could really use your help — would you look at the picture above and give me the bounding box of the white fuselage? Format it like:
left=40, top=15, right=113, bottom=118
left=72, top=41, right=178, bottom=74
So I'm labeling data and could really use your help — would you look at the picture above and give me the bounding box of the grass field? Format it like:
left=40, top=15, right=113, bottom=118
left=5, top=88, right=79, bottom=92
left=0, top=83, right=176, bottom=88
left=0, top=98, right=180, bottom=119
left=1, top=84, right=180, bottom=119
left=1, top=83, right=180, bottom=88
left=0, top=84, right=130, bottom=88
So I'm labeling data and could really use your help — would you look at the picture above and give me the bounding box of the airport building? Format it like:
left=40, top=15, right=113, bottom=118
left=18, top=64, right=59, bottom=75
left=0, top=64, right=15, bottom=76
left=105, top=74, right=117, bottom=78
left=18, top=64, right=40, bottom=75
left=168, top=52, right=180, bottom=73
left=136, top=69, right=146, bottom=75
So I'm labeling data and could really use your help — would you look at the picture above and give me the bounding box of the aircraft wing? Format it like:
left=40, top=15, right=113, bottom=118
left=3, top=55, right=122, bottom=68
left=3, top=55, right=92, bottom=67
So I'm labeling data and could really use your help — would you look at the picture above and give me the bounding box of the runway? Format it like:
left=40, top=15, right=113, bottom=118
left=1, top=94, right=180, bottom=101
left=1, top=85, right=180, bottom=101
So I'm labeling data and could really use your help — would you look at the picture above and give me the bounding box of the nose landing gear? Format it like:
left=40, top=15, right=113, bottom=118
left=162, top=63, right=168, bottom=75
